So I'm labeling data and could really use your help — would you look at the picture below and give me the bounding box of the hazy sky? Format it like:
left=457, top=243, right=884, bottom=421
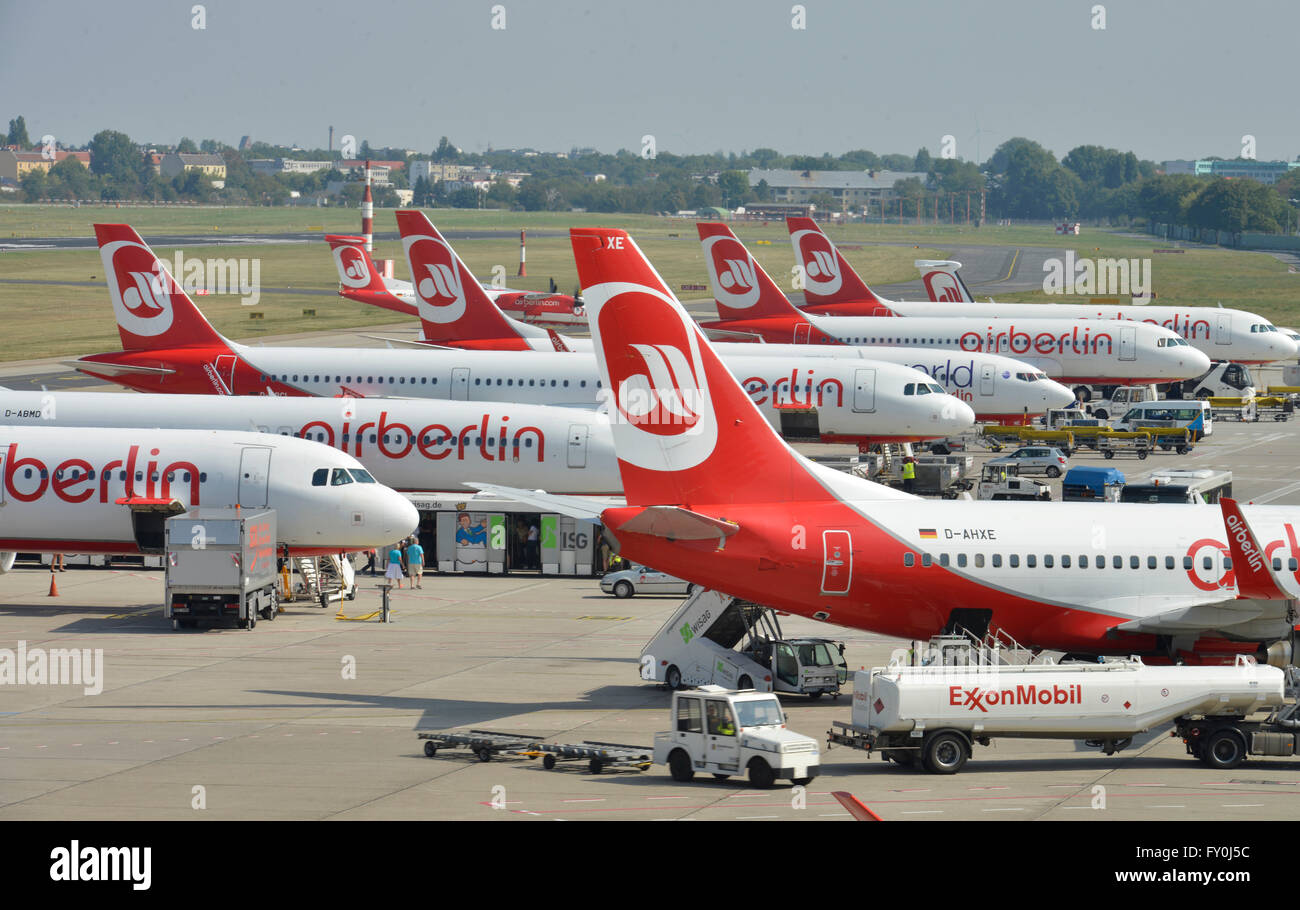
left=3, top=0, right=1296, bottom=164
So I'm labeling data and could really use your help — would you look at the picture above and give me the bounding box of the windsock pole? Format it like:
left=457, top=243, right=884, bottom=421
left=361, top=159, right=374, bottom=253
left=517, top=229, right=527, bottom=277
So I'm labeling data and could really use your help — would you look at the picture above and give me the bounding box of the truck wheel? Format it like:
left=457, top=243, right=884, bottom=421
left=665, top=665, right=683, bottom=690
left=668, top=749, right=695, bottom=782
left=1177, top=445, right=1191, bottom=455
left=1196, top=387, right=1213, bottom=400
left=747, top=758, right=776, bottom=789
left=1073, top=386, right=1091, bottom=403
left=792, top=776, right=812, bottom=786
left=807, top=691, right=822, bottom=700
left=588, top=759, right=603, bottom=775
left=1104, top=451, right=1115, bottom=459
left=712, top=773, right=731, bottom=780
left=737, top=675, right=753, bottom=690
left=613, top=581, right=634, bottom=599
left=1202, top=728, right=1247, bottom=770
left=542, top=754, right=556, bottom=770
left=1139, top=451, right=1149, bottom=460
left=923, top=732, right=969, bottom=774
left=423, top=741, right=437, bottom=757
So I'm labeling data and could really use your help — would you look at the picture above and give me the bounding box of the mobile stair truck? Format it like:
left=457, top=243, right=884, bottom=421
left=654, top=685, right=821, bottom=788
left=640, top=589, right=848, bottom=697
left=828, top=635, right=1293, bottom=774
left=165, top=508, right=279, bottom=630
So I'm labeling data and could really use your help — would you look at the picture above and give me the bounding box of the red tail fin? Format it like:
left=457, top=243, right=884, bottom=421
left=395, top=210, right=544, bottom=350
left=697, top=222, right=804, bottom=321
left=570, top=228, right=815, bottom=507
left=1220, top=498, right=1300, bottom=600
left=786, top=216, right=882, bottom=308
left=325, top=234, right=417, bottom=316
left=94, top=224, right=229, bottom=352
left=917, top=259, right=975, bottom=303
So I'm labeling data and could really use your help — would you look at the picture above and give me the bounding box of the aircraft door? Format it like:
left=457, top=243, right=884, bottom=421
left=703, top=698, right=741, bottom=771
left=1216, top=313, right=1232, bottom=345
left=238, top=447, right=271, bottom=508
left=1119, top=326, right=1137, bottom=361
left=566, top=423, right=588, bottom=468
left=794, top=323, right=811, bottom=344
left=451, top=368, right=470, bottom=401
left=852, top=369, right=876, bottom=412
left=821, top=529, right=853, bottom=595
left=673, top=695, right=706, bottom=768
left=980, top=364, right=995, bottom=396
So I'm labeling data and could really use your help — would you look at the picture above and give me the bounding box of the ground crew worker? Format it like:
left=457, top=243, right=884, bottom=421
left=902, top=457, right=916, bottom=494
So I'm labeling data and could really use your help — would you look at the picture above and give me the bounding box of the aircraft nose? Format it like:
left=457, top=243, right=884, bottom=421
left=1043, top=379, right=1076, bottom=409
left=936, top=396, right=976, bottom=432
left=364, top=490, right=418, bottom=542
left=1184, top=346, right=1212, bottom=374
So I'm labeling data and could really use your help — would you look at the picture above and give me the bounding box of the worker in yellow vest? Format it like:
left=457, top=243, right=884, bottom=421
left=902, top=457, right=916, bottom=494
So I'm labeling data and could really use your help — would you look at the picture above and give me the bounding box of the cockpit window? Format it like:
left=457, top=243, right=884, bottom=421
left=915, top=383, right=930, bottom=395
left=349, top=469, right=377, bottom=484
left=927, top=383, right=944, bottom=394
left=330, top=468, right=354, bottom=486
left=312, top=468, right=328, bottom=487
left=903, top=383, right=915, bottom=396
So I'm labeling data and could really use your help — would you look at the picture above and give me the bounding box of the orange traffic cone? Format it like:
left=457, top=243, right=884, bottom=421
left=48, top=569, right=59, bottom=597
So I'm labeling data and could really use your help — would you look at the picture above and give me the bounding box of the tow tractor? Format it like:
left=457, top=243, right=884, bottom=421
left=975, top=463, right=1052, bottom=501
left=654, top=685, right=820, bottom=788
left=828, top=630, right=1295, bottom=774
left=640, top=588, right=848, bottom=698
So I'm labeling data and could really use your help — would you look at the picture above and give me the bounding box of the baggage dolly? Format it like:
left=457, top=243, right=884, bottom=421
left=418, top=729, right=540, bottom=762
left=532, top=740, right=654, bottom=774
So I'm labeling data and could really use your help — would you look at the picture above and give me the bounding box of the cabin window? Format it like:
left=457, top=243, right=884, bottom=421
left=904, top=553, right=915, bottom=567
left=974, top=554, right=985, bottom=568
left=992, top=554, right=1002, bottom=568
left=921, top=554, right=932, bottom=567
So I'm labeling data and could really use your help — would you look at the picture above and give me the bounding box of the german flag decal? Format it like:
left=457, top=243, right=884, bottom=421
left=919, top=529, right=937, bottom=540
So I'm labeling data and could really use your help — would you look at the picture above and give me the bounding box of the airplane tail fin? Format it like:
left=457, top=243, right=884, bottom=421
left=697, top=222, right=805, bottom=321
left=94, top=224, right=230, bottom=352
left=570, top=228, right=827, bottom=507
left=325, top=234, right=417, bottom=315
left=917, top=259, right=975, bottom=303
left=395, top=210, right=547, bottom=350
left=786, top=216, right=883, bottom=308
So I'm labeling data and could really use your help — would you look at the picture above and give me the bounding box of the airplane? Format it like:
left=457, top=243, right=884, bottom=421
left=0, top=425, right=418, bottom=569
left=696, top=222, right=1076, bottom=423
left=326, top=233, right=588, bottom=328
left=473, top=228, right=1300, bottom=666
left=702, top=224, right=1211, bottom=389
left=910, top=258, right=1297, bottom=365
left=74, top=224, right=976, bottom=448
left=786, top=218, right=1296, bottom=366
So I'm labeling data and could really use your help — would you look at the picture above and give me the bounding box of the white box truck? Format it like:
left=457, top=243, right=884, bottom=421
left=829, top=656, right=1289, bottom=773
left=654, top=685, right=820, bottom=788
left=165, top=508, right=279, bottom=630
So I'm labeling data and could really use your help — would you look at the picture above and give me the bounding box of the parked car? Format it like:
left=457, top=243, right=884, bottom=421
left=601, top=565, right=699, bottom=598
left=985, top=445, right=1069, bottom=478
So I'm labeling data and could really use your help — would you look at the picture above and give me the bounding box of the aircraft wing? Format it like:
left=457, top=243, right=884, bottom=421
left=1113, top=601, right=1281, bottom=635
left=463, top=483, right=619, bottom=522
left=358, top=334, right=452, bottom=349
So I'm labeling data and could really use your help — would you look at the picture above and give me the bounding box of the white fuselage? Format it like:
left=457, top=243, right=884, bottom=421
left=890, top=300, right=1296, bottom=365
left=1, top=391, right=623, bottom=495
left=0, top=426, right=418, bottom=554
left=224, top=342, right=976, bottom=442
left=791, top=314, right=1211, bottom=384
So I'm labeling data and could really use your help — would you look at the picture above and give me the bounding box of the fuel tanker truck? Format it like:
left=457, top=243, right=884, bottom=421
left=829, top=643, right=1297, bottom=774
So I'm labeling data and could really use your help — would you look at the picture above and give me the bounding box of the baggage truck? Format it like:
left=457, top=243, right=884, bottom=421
left=828, top=654, right=1290, bottom=774
left=165, top=508, right=279, bottom=630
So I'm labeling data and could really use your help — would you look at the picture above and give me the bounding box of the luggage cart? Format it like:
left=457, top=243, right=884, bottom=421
left=532, top=740, right=654, bottom=774
left=1099, top=432, right=1152, bottom=460
left=418, top=729, right=541, bottom=762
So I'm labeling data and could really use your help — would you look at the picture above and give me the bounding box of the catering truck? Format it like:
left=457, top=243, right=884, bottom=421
left=654, top=685, right=820, bottom=788
left=165, top=508, right=279, bottom=630
left=828, top=650, right=1291, bottom=774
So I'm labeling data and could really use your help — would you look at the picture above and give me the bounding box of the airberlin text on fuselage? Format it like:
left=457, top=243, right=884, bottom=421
left=298, top=410, right=545, bottom=462
left=3, top=444, right=200, bottom=504
left=959, top=325, right=1112, bottom=356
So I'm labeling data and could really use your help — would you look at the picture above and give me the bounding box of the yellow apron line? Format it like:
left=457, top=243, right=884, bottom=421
left=1001, top=248, right=1020, bottom=281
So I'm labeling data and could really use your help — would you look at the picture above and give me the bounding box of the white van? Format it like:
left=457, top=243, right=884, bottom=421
left=1112, top=399, right=1213, bottom=440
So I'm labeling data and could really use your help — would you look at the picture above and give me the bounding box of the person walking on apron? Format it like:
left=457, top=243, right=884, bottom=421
left=384, top=544, right=406, bottom=589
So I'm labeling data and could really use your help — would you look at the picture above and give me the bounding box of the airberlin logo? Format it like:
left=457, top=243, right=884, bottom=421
left=1184, top=523, right=1300, bottom=592
left=406, top=234, right=467, bottom=324
left=792, top=230, right=842, bottom=296
left=923, top=271, right=966, bottom=303
left=613, top=343, right=702, bottom=434
left=702, top=235, right=760, bottom=311
left=1225, top=513, right=1266, bottom=574
left=101, top=239, right=176, bottom=337
left=333, top=243, right=372, bottom=289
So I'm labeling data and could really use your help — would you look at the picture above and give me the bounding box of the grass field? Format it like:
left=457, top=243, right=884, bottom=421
left=1, top=205, right=1297, bottom=362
